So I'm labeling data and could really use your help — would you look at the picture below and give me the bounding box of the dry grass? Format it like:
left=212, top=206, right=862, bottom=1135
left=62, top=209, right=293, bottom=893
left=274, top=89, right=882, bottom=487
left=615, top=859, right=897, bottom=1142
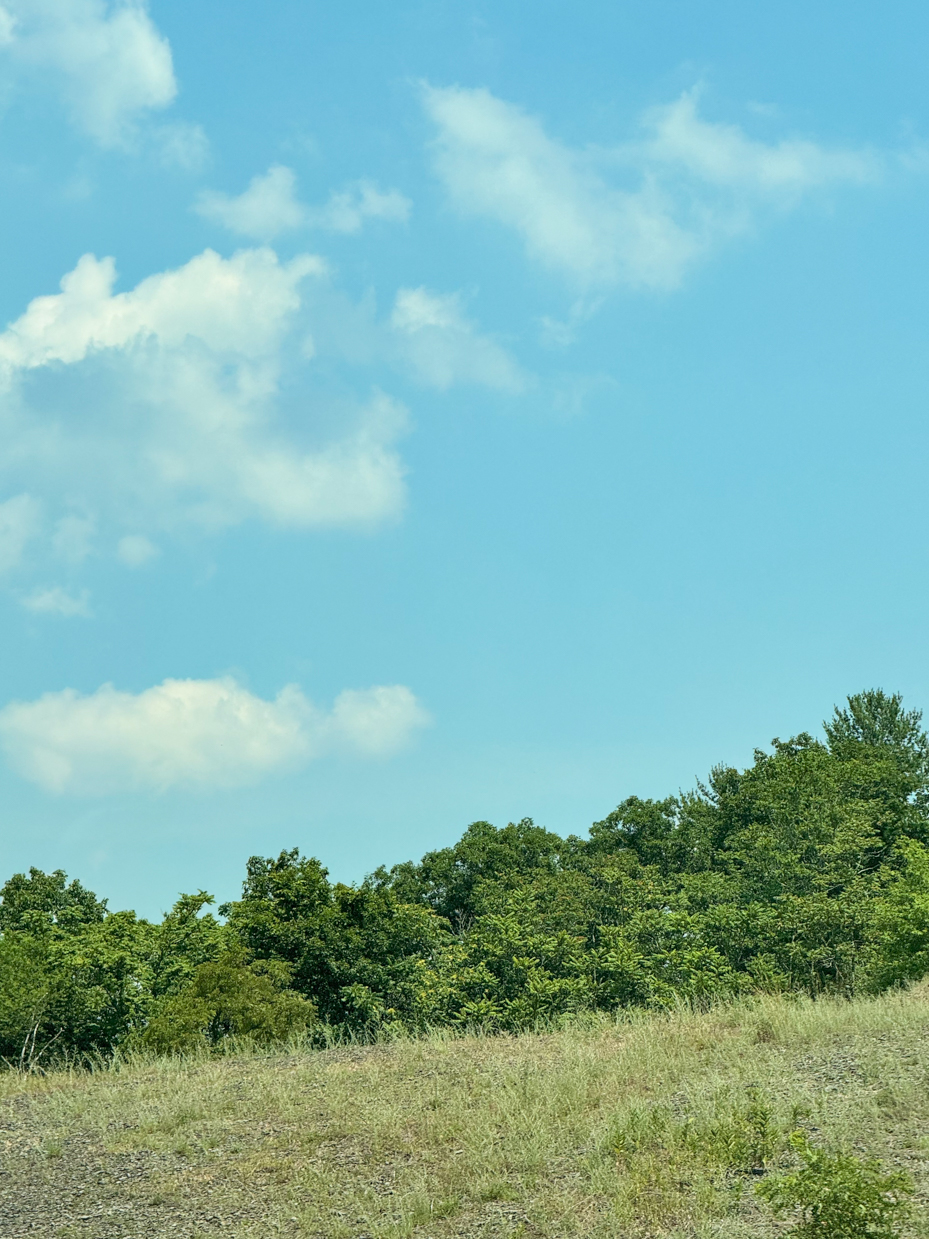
left=4, top=988, right=929, bottom=1237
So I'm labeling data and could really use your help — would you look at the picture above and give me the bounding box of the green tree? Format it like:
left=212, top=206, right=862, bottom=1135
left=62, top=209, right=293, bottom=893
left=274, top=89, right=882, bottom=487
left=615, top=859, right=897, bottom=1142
left=223, top=850, right=448, bottom=1029
left=148, top=891, right=227, bottom=999
left=864, top=840, right=929, bottom=990
left=0, top=935, right=50, bottom=1066
left=384, top=818, right=573, bottom=930
left=141, top=951, right=314, bottom=1054
left=825, top=689, right=929, bottom=846
left=0, top=867, right=107, bottom=934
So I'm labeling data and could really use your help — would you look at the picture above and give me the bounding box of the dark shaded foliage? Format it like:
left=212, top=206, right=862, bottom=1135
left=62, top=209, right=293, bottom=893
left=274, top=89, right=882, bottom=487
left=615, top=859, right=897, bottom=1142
left=141, top=950, right=315, bottom=1054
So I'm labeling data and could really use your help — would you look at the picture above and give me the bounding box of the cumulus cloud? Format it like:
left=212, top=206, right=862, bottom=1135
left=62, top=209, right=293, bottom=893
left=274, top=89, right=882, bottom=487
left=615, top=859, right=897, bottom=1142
left=0, top=676, right=431, bottom=793
left=423, top=84, right=878, bottom=290
left=195, top=166, right=411, bottom=241
left=21, top=585, right=91, bottom=616
left=0, top=246, right=409, bottom=541
left=328, top=685, right=431, bottom=756
left=0, top=247, right=321, bottom=368
left=0, top=0, right=177, bottom=147
left=391, top=287, right=526, bottom=391
left=195, top=166, right=306, bottom=241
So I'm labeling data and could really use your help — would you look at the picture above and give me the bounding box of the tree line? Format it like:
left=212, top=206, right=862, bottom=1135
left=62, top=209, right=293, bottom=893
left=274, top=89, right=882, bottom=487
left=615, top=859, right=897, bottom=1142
left=4, top=689, right=929, bottom=1064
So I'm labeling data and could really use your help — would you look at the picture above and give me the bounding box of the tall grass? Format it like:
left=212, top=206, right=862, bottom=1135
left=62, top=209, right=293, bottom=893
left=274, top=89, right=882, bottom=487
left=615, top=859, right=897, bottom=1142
left=4, top=987, right=929, bottom=1237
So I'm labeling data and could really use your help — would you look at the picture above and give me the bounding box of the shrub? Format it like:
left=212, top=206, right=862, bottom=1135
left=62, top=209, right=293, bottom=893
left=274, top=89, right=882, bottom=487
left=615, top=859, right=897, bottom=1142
left=756, top=1131, right=913, bottom=1239
left=141, top=953, right=315, bottom=1054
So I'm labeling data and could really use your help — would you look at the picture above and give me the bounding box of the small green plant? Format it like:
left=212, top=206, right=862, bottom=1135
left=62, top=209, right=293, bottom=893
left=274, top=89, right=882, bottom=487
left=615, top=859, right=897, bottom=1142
left=757, top=1131, right=913, bottom=1239
left=611, top=1087, right=800, bottom=1174
left=698, top=1086, right=786, bottom=1171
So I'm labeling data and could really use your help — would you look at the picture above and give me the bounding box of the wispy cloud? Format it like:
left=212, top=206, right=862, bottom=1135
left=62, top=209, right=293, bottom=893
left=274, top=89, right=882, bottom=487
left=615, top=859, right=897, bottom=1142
left=309, top=181, right=410, bottom=234
left=0, top=677, right=431, bottom=793
left=21, top=586, right=92, bottom=617
left=195, top=166, right=307, bottom=241
left=155, top=120, right=209, bottom=171
left=195, top=165, right=410, bottom=241
left=0, top=494, right=40, bottom=573
left=423, top=84, right=879, bottom=291
left=116, top=534, right=158, bottom=567
left=391, top=287, right=527, bottom=391
left=52, top=514, right=95, bottom=563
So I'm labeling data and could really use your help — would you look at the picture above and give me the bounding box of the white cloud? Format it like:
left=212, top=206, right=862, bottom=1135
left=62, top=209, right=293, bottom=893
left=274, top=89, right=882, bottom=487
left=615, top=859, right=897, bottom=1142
left=329, top=685, right=431, bottom=756
left=0, top=246, right=409, bottom=540
left=0, top=494, right=40, bottom=573
left=117, top=533, right=158, bottom=566
left=1, top=0, right=177, bottom=147
left=195, top=166, right=305, bottom=241
left=640, top=93, right=874, bottom=193
left=292, top=276, right=528, bottom=393
left=309, top=180, right=411, bottom=234
left=21, top=585, right=91, bottom=616
left=423, top=84, right=878, bottom=290
left=391, top=287, right=526, bottom=391
left=195, top=167, right=411, bottom=241
left=0, top=676, right=430, bottom=793
left=0, top=247, right=321, bottom=368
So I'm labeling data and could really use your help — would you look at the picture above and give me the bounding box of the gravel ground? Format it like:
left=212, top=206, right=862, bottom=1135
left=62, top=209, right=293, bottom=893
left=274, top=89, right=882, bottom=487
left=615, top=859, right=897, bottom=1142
left=0, top=1097, right=293, bottom=1239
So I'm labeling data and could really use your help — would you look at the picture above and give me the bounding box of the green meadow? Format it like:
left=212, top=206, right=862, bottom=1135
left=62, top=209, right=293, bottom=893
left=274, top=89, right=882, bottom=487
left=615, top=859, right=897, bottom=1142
left=3, top=988, right=929, bottom=1238
left=6, top=689, right=929, bottom=1235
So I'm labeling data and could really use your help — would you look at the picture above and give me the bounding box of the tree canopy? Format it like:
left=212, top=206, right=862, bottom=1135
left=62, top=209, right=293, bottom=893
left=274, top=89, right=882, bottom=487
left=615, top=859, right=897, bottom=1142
left=4, top=689, right=929, bottom=1063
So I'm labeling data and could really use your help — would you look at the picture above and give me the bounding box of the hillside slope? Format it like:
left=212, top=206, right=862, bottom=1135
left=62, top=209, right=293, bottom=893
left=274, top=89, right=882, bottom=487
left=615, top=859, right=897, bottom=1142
left=3, top=989, right=929, bottom=1238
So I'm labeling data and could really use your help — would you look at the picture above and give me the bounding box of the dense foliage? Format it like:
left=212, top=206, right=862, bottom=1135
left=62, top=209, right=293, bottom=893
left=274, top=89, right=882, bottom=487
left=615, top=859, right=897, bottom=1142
left=5, top=689, right=929, bottom=1063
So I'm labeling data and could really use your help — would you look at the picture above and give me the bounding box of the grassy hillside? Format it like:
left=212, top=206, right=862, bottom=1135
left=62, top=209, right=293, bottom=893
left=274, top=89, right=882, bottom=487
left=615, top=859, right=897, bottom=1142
left=3, top=989, right=929, bottom=1239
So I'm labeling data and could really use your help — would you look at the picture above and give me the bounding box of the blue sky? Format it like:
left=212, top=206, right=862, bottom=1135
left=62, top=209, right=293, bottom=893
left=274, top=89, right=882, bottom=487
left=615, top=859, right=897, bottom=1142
left=1, top=0, right=928, bottom=918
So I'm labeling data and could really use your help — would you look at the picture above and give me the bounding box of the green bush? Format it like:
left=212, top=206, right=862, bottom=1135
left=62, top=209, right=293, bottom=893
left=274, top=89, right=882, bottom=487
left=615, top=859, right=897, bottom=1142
left=756, top=1131, right=913, bottom=1239
left=141, top=953, right=315, bottom=1054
